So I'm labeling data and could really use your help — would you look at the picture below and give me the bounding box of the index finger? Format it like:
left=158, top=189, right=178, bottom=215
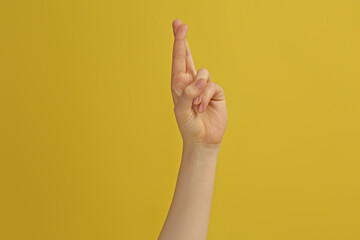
left=172, top=21, right=188, bottom=76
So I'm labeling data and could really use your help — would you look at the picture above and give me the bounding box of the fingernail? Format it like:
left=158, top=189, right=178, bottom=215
left=194, top=96, right=199, bottom=104
left=195, top=79, right=205, bottom=90
left=198, top=103, right=204, bottom=112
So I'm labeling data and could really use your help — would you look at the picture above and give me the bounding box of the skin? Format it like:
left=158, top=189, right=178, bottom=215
left=158, top=19, right=228, bottom=240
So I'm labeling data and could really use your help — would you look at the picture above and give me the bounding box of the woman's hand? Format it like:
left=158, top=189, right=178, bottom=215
left=159, top=19, right=226, bottom=240
left=171, top=19, right=228, bottom=149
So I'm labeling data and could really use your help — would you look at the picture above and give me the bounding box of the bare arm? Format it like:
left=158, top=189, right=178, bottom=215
left=158, top=19, right=228, bottom=240
left=158, top=143, right=220, bottom=240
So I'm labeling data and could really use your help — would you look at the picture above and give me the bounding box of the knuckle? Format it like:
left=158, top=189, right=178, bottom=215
left=206, top=82, right=217, bottom=94
left=198, top=67, right=209, bottom=73
left=209, top=82, right=217, bottom=88
left=218, top=85, right=225, bottom=93
left=197, top=77, right=207, bottom=83
left=196, top=68, right=211, bottom=82
left=213, top=82, right=223, bottom=91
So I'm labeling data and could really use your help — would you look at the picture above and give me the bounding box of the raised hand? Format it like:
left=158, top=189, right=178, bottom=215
left=171, top=19, right=228, bottom=148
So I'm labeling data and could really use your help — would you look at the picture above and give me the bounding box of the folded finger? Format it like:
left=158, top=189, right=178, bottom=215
left=197, top=82, right=225, bottom=113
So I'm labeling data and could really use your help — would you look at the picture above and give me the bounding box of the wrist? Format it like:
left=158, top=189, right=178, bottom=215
left=182, top=141, right=221, bottom=162
left=183, top=141, right=221, bottom=151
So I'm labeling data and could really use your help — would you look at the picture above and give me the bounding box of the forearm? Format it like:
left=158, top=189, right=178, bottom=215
left=158, top=143, right=220, bottom=240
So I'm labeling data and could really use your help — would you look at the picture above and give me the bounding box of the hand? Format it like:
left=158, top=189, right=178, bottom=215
left=171, top=19, right=228, bottom=149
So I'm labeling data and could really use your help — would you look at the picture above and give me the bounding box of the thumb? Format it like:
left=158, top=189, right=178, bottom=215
left=174, top=78, right=207, bottom=118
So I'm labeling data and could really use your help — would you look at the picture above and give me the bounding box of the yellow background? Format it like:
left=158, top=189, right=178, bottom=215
left=1, top=0, right=359, bottom=239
